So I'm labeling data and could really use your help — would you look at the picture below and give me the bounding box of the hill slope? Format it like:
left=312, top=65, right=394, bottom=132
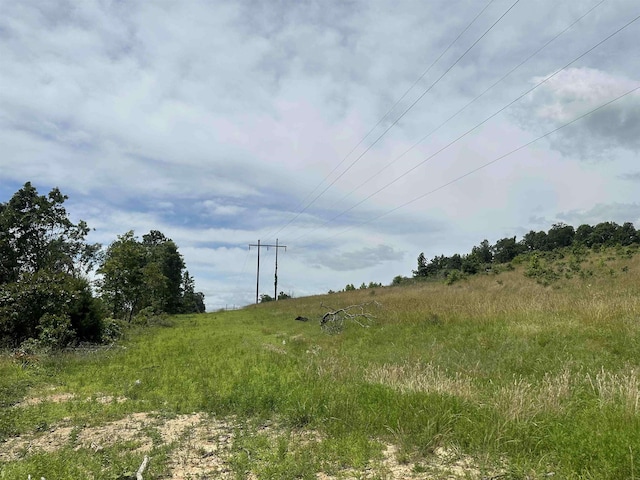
left=1, top=246, right=640, bottom=478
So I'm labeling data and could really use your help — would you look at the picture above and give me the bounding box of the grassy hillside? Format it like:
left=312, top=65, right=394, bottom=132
left=1, top=246, right=640, bottom=479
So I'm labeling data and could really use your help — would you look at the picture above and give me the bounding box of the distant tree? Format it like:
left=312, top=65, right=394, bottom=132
left=590, top=221, right=620, bottom=247
left=547, top=223, right=575, bottom=249
left=618, top=222, right=639, bottom=246
left=574, top=224, right=594, bottom=247
left=344, top=283, right=356, bottom=291
left=522, top=230, right=549, bottom=251
left=99, top=231, right=204, bottom=319
left=98, top=231, right=147, bottom=321
left=461, top=254, right=481, bottom=274
left=259, top=293, right=274, bottom=303
left=413, top=252, right=429, bottom=277
left=391, top=275, right=410, bottom=286
left=277, top=291, right=292, bottom=300
left=446, top=254, right=463, bottom=271
left=493, top=236, right=524, bottom=263
left=182, top=271, right=206, bottom=312
left=471, top=239, right=493, bottom=264
left=143, top=231, right=185, bottom=313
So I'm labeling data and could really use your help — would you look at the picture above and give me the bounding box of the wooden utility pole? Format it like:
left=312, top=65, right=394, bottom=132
left=249, top=239, right=287, bottom=304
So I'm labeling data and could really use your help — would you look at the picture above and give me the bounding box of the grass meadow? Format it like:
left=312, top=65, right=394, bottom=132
left=1, top=246, right=640, bottom=478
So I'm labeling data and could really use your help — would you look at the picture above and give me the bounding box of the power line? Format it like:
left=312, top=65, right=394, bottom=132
left=290, top=9, right=639, bottom=244
left=315, top=0, right=607, bottom=218
left=313, top=85, right=640, bottom=244
left=265, top=0, right=517, bottom=240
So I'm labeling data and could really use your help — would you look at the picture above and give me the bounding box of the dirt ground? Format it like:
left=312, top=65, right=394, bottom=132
left=2, top=394, right=490, bottom=479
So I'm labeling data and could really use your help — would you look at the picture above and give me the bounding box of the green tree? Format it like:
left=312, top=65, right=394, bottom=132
left=98, top=231, right=147, bottom=322
left=521, top=230, right=549, bottom=251
left=574, top=224, right=594, bottom=247
left=0, top=183, right=102, bottom=347
left=493, top=236, right=524, bottom=263
left=142, top=231, right=185, bottom=313
left=547, top=223, right=575, bottom=249
left=259, top=293, right=274, bottom=303
left=412, top=252, right=429, bottom=277
left=181, top=270, right=206, bottom=313
left=471, top=239, right=493, bottom=264
left=0, top=182, right=100, bottom=284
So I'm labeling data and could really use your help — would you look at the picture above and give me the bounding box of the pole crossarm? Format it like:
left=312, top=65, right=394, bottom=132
left=249, top=239, right=287, bottom=304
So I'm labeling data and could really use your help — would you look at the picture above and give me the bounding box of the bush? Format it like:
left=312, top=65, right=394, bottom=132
left=101, top=318, right=125, bottom=343
left=0, top=271, right=104, bottom=349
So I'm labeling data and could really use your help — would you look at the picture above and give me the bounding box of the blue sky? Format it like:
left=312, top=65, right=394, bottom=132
left=1, top=0, right=639, bottom=309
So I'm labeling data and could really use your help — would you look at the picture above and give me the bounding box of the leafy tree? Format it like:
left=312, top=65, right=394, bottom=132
left=0, top=183, right=102, bottom=348
left=522, top=230, right=549, bottom=251
left=471, top=239, right=493, bottom=264
left=143, top=231, right=185, bottom=313
left=181, top=270, right=206, bottom=313
left=98, top=231, right=147, bottom=321
left=259, top=293, right=274, bottom=303
left=446, top=254, right=463, bottom=271
left=547, top=223, right=575, bottom=249
left=99, top=231, right=204, bottom=319
left=493, top=236, right=524, bottom=263
left=412, top=252, right=429, bottom=277
left=0, top=182, right=100, bottom=284
left=618, top=222, right=639, bottom=246
left=590, top=222, right=620, bottom=247
left=574, top=224, right=595, bottom=247
left=461, top=254, right=481, bottom=274
left=344, top=284, right=356, bottom=291
left=277, top=291, right=292, bottom=300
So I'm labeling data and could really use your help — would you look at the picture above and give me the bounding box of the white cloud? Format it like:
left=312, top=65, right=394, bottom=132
left=2, top=0, right=640, bottom=308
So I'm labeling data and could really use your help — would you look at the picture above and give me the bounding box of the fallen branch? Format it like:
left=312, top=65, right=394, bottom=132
left=136, top=456, right=149, bottom=480
left=320, top=301, right=381, bottom=333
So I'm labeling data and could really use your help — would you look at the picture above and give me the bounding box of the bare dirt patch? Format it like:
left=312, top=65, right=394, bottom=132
left=0, top=412, right=493, bottom=479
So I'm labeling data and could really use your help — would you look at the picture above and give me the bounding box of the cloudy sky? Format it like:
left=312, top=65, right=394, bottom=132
left=1, top=0, right=639, bottom=310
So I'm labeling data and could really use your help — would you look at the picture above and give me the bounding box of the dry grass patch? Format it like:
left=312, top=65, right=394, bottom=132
left=588, top=367, right=640, bottom=414
left=364, top=362, right=475, bottom=399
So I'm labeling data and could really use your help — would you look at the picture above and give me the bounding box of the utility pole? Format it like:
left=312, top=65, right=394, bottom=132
left=249, top=239, right=287, bottom=304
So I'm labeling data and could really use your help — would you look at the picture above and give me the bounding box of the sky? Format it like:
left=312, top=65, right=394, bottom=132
left=1, top=0, right=639, bottom=310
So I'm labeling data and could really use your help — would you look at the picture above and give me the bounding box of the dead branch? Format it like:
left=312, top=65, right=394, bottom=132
left=320, top=301, right=381, bottom=333
left=136, top=456, right=149, bottom=480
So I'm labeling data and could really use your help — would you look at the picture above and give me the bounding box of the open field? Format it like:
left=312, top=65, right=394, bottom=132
left=2, top=247, right=640, bottom=479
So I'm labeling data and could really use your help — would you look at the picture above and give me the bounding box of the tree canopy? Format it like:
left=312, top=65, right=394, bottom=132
left=412, top=220, right=640, bottom=282
left=0, top=183, right=206, bottom=348
left=98, top=230, right=205, bottom=321
left=0, top=183, right=102, bottom=347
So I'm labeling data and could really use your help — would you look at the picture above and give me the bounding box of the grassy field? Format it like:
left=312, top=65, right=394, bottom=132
left=1, top=246, right=640, bottom=479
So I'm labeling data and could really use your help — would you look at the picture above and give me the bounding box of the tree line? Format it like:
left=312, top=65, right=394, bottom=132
left=0, top=183, right=205, bottom=349
left=408, top=221, right=639, bottom=282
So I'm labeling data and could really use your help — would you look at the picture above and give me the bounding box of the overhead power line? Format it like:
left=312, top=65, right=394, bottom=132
left=265, top=0, right=518, bottom=240
left=290, top=9, right=640, bottom=244
left=317, top=0, right=607, bottom=216
left=315, top=85, right=640, bottom=244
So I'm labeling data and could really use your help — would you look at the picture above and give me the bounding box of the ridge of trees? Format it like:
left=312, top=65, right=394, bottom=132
left=0, top=183, right=205, bottom=350
left=407, top=221, right=639, bottom=283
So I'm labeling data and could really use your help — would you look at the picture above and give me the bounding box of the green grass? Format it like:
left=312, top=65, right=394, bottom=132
left=1, top=247, right=640, bottom=478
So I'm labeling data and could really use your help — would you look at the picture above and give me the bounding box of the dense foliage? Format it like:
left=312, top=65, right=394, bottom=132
left=0, top=183, right=102, bottom=348
left=412, top=221, right=640, bottom=282
left=0, top=183, right=205, bottom=349
left=98, top=230, right=205, bottom=321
